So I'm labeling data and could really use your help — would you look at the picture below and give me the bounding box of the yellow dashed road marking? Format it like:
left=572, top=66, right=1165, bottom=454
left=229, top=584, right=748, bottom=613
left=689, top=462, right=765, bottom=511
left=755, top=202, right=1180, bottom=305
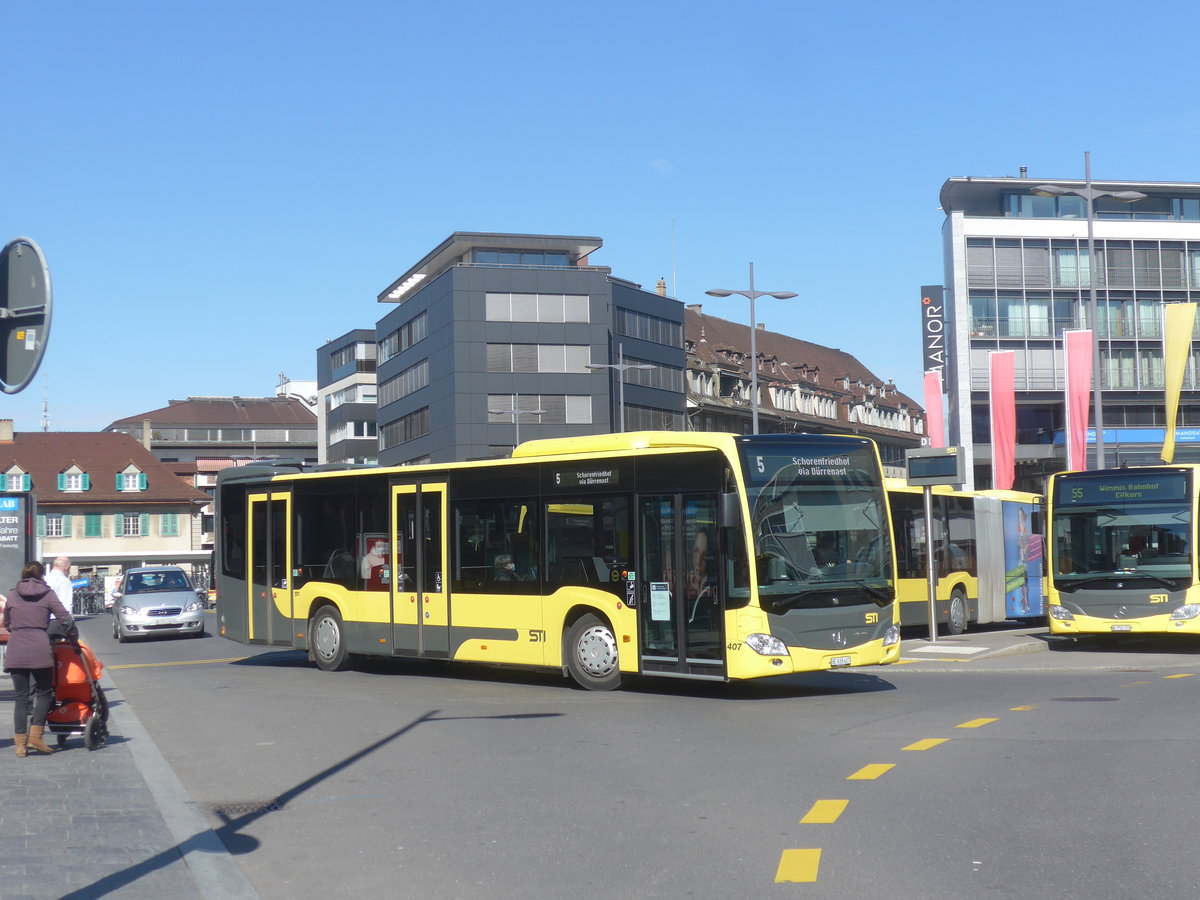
left=956, top=717, right=998, bottom=729
left=1010, top=705, right=1036, bottom=711
left=775, top=848, right=821, bottom=883
left=847, top=763, right=894, bottom=780
left=1165, top=673, right=1196, bottom=679
left=800, top=799, right=849, bottom=824
left=108, top=657, right=249, bottom=669
left=903, top=738, right=947, bottom=751
left=1123, top=681, right=1151, bottom=686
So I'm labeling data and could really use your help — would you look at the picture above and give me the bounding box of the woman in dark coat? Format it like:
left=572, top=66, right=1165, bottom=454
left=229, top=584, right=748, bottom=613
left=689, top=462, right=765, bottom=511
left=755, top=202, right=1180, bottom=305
left=4, top=561, right=73, bottom=756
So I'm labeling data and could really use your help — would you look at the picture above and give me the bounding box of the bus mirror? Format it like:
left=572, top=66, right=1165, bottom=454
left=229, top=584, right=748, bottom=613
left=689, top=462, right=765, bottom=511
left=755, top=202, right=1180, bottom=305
left=719, top=492, right=741, bottom=529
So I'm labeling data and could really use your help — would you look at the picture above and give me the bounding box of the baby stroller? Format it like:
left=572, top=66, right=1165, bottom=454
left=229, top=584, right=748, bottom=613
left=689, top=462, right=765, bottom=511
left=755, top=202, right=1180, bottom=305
left=46, top=623, right=110, bottom=750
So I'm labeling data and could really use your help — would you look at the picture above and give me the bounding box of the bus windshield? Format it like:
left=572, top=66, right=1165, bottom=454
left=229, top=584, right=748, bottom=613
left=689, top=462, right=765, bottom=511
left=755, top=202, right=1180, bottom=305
left=738, top=438, right=893, bottom=607
left=1051, top=470, right=1193, bottom=586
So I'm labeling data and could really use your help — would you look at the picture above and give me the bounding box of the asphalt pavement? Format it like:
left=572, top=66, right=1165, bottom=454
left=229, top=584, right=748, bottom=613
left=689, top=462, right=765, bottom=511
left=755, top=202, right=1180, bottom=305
left=0, top=631, right=258, bottom=900
left=0, top=618, right=1062, bottom=899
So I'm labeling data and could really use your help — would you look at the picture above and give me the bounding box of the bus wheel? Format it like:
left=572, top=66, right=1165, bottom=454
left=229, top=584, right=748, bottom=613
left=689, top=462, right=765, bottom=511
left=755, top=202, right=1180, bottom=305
left=566, top=614, right=622, bottom=691
left=946, top=589, right=967, bottom=636
left=310, top=605, right=351, bottom=672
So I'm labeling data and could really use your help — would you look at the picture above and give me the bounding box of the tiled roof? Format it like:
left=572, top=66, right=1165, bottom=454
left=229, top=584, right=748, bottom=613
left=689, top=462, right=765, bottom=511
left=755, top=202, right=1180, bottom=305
left=0, top=432, right=209, bottom=505
left=106, top=396, right=317, bottom=428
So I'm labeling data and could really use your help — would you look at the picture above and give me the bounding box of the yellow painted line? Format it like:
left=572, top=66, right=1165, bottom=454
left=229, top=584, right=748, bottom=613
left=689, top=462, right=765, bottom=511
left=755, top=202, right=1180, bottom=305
left=1165, top=673, right=1196, bottom=679
left=903, top=738, right=947, bottom=751
left=1123, top=681, right=1151, bottom=686
left=775, top=848, right=821, bottom=883
left=898, top=657, right=971, bottom=663
left=847, top=763, right=894, bottom=780
left=800, top=799, right=848, bottom=824
left=1010, top=705, right=1036, bottom=711
left=108, top=657, right=249, bottom=669
left=956, top=718, right=997, bottom=729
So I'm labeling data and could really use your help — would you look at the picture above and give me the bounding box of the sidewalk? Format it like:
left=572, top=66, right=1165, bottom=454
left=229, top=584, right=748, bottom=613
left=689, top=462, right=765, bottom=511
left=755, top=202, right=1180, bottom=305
left=899, top=623, right=1061, bottom=662
left=0, top=666, right=258, bottom=900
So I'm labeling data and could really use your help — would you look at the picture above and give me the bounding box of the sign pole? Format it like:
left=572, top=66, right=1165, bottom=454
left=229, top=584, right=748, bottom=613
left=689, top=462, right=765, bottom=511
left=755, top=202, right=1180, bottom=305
left=924, top=485, right=937, bottom=642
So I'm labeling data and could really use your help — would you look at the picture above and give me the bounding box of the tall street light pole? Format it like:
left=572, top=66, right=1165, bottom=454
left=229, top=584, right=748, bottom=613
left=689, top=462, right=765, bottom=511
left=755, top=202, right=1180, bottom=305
left=706, top=262, right=798, bottom=433
left=587, top=343, right=655, bottom=432
left=488, top=393, right=544, bottom=448
left=1032, top=153, right=1145, bottom=469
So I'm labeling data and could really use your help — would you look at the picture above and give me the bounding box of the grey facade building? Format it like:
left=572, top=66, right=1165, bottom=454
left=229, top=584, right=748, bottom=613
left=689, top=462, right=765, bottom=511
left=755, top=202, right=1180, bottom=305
left=940, top=173, right=1200, bottom=491
left=373, top=233, right=686, bottom=465
left=317, top=329, right=379, bottom=465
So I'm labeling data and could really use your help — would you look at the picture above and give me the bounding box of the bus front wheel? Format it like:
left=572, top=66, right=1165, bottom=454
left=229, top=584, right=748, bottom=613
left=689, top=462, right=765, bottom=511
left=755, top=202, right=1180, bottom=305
left=566, top=614, right=622, bottom=691
left=310, top=605, right=351, bottom=672
left=946, top=589, right=968, bottom=636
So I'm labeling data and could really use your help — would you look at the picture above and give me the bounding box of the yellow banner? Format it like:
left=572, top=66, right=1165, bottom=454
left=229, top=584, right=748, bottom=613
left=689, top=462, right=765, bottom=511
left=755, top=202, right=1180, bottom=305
left=1162, top=303, right=1197, bottom=463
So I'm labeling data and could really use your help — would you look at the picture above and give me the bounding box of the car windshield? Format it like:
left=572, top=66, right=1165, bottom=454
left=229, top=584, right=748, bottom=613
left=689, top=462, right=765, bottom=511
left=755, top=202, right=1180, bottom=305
left=125, top=572, right=191, bottom=593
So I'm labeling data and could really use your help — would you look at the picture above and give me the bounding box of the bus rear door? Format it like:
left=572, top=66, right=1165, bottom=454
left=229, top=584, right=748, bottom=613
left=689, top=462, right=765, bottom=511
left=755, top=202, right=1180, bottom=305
left=393, top=483, right=448, bottom=658
left=247, top=490, right=292, bottom=646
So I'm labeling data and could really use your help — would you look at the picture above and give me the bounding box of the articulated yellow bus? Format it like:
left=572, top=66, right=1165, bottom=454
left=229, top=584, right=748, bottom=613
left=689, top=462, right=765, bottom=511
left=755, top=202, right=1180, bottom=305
left=1047, top=466, right=1200, bottom=636
left=887, top=481, right=1044, bottom=635
left=215, top=431, right=900, bottom=690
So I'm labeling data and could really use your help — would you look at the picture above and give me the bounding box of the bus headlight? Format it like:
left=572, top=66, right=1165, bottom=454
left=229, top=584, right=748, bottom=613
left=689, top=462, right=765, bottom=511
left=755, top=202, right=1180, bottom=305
left=1049, top=605, right=1074, bottom=621
left=1170, top=605, right=1200, bottom=620
left=882, top=625, right=900, bottom=646
left=745, top=633, right=789, bottom=656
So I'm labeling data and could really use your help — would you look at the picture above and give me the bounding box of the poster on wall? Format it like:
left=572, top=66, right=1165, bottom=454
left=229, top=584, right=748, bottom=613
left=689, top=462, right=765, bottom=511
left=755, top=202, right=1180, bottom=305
left=1003, top=502, right=1044, bottom=618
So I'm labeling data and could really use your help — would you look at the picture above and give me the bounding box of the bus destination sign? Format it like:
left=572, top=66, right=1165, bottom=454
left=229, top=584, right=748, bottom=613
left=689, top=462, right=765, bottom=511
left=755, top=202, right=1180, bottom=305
left=1056, top=473, right=1188, bottom=506
left=554, top=466, right=621, bottom=488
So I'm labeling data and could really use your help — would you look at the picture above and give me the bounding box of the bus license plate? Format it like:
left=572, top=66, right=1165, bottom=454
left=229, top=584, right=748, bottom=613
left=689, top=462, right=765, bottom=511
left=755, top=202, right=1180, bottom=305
left=829, top=655, right=852, bottom=668
left=1110, top=624, right=1132, bottom=632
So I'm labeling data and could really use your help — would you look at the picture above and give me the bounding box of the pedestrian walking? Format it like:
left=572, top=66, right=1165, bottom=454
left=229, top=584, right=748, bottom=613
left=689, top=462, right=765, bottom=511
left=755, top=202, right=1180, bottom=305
left=4, top=561, right=73, bottom=757
left=45, top=555, right=74, bottom=617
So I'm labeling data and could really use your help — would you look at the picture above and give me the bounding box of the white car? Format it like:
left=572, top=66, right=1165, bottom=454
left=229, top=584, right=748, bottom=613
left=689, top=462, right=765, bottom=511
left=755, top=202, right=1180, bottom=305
left=111, top=566, right=207, bottom=642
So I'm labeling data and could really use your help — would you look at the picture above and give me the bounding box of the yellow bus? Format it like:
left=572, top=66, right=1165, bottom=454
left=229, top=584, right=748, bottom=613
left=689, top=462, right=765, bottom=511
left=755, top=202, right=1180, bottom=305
left=215, top=431, right=900, bottom=690
left=887, top=481, right=1044, bottom=635
left=1046, top=466, right=1200, bottom=636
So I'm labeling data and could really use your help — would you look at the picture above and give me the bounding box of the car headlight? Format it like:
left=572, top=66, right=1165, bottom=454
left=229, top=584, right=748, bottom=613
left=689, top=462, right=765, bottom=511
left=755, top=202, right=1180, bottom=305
left=119, top=606, right=138, bottom=616
left=882, top=625, right=900, bottom=646
left=1049, top=604, right=1074, bottom=621
left=744, top=633, right=789, bottom=656
left=1170, top=604, right=1200, bottom=621
left=185, top=601, right=203, bottom=613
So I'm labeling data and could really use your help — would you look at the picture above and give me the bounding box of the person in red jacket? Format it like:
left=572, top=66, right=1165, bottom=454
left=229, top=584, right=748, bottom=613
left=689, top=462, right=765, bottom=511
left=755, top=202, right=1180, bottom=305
left=4, top=561, right=73, bottom=757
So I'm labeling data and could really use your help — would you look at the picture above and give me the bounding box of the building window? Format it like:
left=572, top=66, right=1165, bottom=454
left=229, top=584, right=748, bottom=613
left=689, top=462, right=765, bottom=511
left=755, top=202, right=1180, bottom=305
left=614, top=309, right=682, bottom=346
left=624, top=404, right=684, bottom=431
left=84, top=514, right=102, bottom=538
left=473, top=249, right=569, bottom=267
left=119, top=472, right=147, bottom=492
left=58, top=472, right=89, bottom=492
left=378, top=312, right=428, bottom=363
left=623, top=356, right=685, bottom=392
left=161, top=513, right=180, bottom=536
left=487, top=394, right=592, bottom=425
left=45, top=514, right=64, bottom=537
left=485, top=293, right=590, bottom=324
left=331, top=341, right=378, bottom=370
left=378, top=360, right=430, bottom=406
left=486, top=344, right=591, bottom=374
left=119, top=513, right=144, bottom=537
left=380, top=407, right=430, bottom=450
left=5, top=472, right=29, bottom=492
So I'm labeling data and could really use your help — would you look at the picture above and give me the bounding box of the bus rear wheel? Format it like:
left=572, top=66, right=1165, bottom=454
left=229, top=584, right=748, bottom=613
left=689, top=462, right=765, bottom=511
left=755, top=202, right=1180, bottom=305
left=945, top=589, right=968, bottom=636
left=310, top=605, right=351, bottom=672
left=566, top=613, right=621, bottom=691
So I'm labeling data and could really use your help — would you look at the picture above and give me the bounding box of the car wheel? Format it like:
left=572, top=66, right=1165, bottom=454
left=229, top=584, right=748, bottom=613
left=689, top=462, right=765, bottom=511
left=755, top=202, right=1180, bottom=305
left=565, top=613, right=622, bottom=691
left=310, top=605, right=351, bottom=672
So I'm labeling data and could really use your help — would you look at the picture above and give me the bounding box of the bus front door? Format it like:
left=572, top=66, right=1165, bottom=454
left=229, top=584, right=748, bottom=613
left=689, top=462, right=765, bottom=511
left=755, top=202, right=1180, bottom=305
left=638, top=494, right=725, bottom=678
left=247, top=491, right=292, bottom=646
left=392, top=483, right=448, bottom=658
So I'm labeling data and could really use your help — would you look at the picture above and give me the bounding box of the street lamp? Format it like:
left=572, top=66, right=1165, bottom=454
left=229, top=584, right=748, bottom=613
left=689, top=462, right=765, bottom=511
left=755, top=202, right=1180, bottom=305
left=488, top=393, right=544, bottom=448
left=1032, top=153, right=1145, bottom=469
left=587, top=343, right=655, bottom=433
left=706, top=262, right=798, bottom=433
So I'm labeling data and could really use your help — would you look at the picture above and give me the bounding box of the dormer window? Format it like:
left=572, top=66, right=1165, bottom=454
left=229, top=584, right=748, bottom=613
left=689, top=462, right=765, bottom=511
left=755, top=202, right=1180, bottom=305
left=117, top=466, right=148, bottom=492
left=4, top=466, right=30, bottom=492
left=58, top=466, right=91, bottom=492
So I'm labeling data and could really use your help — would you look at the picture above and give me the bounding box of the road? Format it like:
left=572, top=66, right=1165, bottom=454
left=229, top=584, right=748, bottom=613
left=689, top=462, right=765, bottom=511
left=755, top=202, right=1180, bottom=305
left=82, top=613, right=1200, bottom=899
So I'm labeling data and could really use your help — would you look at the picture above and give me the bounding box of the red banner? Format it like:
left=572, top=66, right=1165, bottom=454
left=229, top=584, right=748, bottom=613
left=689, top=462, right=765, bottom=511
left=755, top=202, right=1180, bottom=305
left=990, top=351, right=1015, bottom=490
left=1063, top=330, right=1093, bottom=471
left=923, top=370, right=945, bottom=448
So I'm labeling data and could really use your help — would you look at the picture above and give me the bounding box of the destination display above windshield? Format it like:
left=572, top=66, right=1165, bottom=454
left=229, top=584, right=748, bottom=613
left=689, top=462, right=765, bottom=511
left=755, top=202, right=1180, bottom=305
left=1055, top=472, right=1189, bottom=506
left=741, top=447, right=873, bottom=487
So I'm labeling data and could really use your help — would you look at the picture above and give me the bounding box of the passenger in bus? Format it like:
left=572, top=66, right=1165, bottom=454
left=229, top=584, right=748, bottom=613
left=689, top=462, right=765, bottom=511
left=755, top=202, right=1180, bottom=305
left=360, top=538, right=389, bottom=591
left=813, top=534, right=840, bottom=568
left=493, top=554, right=517, bottom=582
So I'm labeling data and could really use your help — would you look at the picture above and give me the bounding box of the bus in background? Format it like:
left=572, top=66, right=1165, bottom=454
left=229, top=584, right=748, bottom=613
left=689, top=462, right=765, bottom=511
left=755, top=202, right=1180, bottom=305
left=887, top=480, right=1045, bottom=635
left=215, top=432, right=900, bottom=691
left=1047, top=466, right=1200, bottom=636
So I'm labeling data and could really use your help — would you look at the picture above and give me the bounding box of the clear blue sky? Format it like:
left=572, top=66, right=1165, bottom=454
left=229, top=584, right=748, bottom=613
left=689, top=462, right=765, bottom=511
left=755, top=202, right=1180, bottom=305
left=5, top=1, right=1200, bottom=432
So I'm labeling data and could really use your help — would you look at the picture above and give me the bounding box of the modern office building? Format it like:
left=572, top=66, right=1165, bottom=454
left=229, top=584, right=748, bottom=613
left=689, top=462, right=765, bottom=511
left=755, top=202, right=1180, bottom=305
left=939, top=172, right=1200, bottom=490
left=317, top=329, right=379, bottom=465
left=373, top=232, right=686, bottom=465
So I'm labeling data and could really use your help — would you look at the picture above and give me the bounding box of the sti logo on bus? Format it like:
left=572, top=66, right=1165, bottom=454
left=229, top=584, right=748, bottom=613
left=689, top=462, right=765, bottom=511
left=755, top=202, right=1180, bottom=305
left=1149, top=594, right=1169, bottom=604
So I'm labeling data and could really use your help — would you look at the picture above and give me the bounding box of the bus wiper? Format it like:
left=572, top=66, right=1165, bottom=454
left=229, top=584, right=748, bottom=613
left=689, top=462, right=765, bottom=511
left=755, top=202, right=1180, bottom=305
left=766, top=578, right=891, bottom=611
